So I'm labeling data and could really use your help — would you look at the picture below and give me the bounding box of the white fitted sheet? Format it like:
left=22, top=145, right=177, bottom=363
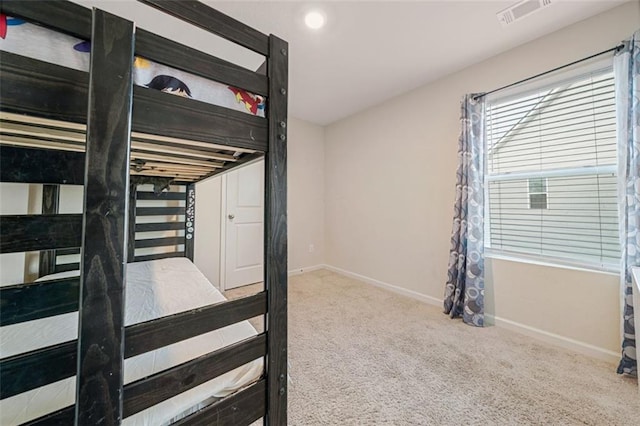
left=0, top=257, right=263, bottom=425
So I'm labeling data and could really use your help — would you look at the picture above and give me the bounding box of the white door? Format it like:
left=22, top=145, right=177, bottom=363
left=224, top=160, right=264, bottom=289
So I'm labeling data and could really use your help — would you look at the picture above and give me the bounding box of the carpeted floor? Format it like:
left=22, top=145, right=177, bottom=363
left=226, top=269, right=639, bottom=425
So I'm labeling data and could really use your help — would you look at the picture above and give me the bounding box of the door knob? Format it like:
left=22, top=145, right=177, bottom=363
left=228, top=214, right=235, bottom=220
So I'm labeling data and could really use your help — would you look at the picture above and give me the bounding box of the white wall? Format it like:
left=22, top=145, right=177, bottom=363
left=324, top=3, right=639, bottom=360
left=195, top=176, right=223, bottom=287
left=288, top=117, right=325, bottom=272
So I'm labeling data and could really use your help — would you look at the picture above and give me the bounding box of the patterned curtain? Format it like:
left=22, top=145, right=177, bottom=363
left=615, top=30, right=639, bottom=377
left=444, top=94, right=485, bottom=327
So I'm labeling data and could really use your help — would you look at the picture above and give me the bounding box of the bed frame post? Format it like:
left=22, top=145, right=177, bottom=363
left=75, top=8, right=134, bottom=425
left=185, top=183, right=196, bottom=261
left=265, top=34, right=288, bottom=426
left=39, top=184, right=61, bottom=276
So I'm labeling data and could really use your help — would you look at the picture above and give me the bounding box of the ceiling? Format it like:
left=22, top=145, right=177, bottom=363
left=76, top=0, right=627, bottom=125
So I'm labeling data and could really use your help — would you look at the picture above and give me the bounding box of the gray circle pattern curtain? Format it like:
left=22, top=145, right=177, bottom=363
left=615, top=30, right=639, bottom=377
left=444, top=94, right=485, bottom=327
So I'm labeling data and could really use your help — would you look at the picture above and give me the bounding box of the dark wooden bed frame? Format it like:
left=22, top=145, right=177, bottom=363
left=0, top=1, right=288, bottom=424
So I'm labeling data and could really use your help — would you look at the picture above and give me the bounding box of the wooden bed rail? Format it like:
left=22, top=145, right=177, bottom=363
left=135, top=221, right=184, bottom=231
left=125, top=335, right=265, bottom=417
left=27, top=379, right=267, bottom=426
left=0, top=52, right=268, bottom=153
left=174, top=380, right=266, bottom=425
left=0, top=145, right=85, bottom=185
left=0, top=1, right=90, bottom=40
left=19, top=342, right=267, bottom=425
left=0, top=277, right=80, bottom=326
left=0, top=214, right=81, bottom=253
left=0, top=291, right=268, bottom=400
left=138, top=0, right=269, bottom=56
left=0, top=1, right=268, bottom=95
left=0, top=51, right=88, bottom=124
left=1, top=1, right=271, bottom=59
left=135, top=221, right=185, bottom=232
left=136, top=28, right=268, bottom=96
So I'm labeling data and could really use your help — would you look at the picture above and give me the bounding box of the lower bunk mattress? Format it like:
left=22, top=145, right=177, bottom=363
left=0, top=257, right=263, bottom=425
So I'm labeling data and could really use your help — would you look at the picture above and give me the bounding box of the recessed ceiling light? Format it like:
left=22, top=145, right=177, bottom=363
left=304, top=11, right=325, bottom=30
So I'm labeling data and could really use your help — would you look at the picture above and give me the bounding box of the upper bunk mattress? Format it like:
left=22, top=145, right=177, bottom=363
left=0, top=15, right=266, bottom=117
left=0, top=257, right=263, bottom=425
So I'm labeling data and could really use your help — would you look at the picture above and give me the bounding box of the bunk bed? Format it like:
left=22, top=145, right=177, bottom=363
left=0, top=1, right=288, bottom=425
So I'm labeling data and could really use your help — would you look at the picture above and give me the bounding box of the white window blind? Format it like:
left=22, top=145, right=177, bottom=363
left=485, top=69, right=619, bottom=269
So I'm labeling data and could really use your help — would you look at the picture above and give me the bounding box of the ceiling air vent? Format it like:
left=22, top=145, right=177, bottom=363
left=497, top=0, right=554, bottom=26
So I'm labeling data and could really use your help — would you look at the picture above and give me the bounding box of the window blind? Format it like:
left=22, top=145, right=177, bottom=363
left=485, top=70, right=619, bottom=268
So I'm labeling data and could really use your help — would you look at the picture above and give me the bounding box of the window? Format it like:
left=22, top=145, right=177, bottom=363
left=485, top=69, right=619, bottom=270
left=528, top=178, right=548, bottom=209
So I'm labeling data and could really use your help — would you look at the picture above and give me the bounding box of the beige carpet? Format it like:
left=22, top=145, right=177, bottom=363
left=226, top=269, right=639, bottom=425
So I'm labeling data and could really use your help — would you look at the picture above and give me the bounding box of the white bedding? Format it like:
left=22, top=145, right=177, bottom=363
left=0, top=257, right=263, bottom=425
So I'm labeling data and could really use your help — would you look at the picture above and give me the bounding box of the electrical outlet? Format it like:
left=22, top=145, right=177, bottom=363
left=308, top=244, right=315, bottom=253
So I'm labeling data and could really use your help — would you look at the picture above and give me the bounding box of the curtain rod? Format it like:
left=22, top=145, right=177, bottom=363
left=474, top=43, right=625, bottom=101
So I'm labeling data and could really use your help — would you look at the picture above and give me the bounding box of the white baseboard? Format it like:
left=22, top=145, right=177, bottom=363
left=485, top=314, right=620, bottom=364
left=288, top=264, right=324, bottom=277
left=321, top=264, right=620, bottom=365
left=322, top=264, right=442, bottom=308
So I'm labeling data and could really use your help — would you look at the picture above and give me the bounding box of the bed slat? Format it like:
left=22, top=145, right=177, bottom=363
left=0, top=340, right=77, bottom=400
left=56, top=247, right=81, bottom=256
left=138, top=0, right=269, bottom=56
left=136, top=206, right=185, bottom=216
left=0, top=145, right=85, bottom=185
left=125, top=292, right=267, bottom=358
left=133, top=252, right=184, bottom=262
left=54, top=263, right=80, bottom=273
left=137, top=29, right=268, bottom=97
left=136, top=222, right=185, bottom=232
left=135, top=236, right=184, bottom=249
left=0, top=277, right=79, bottom=326
left=137, top=191, right=186, bottom=201
left=0, top=214, right=82, bottom=253
left=174, top=379, right=266, bottom=426
left=124, top=334, right=267, bottom=417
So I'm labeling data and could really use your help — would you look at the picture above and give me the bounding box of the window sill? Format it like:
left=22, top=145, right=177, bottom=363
left=484, top=250, right=620, bottom=276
